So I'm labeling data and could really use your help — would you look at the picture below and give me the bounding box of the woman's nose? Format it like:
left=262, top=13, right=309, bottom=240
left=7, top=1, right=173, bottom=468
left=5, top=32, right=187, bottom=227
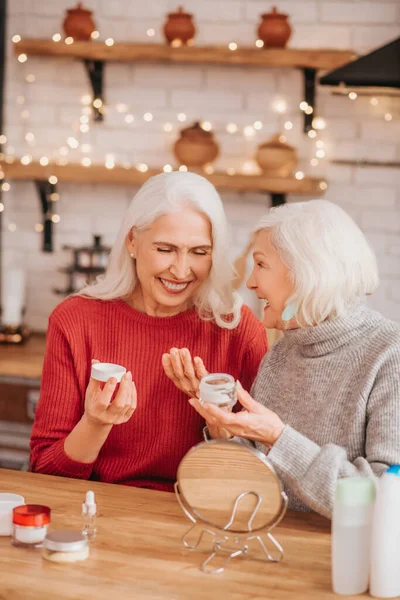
left=170, top=254, right=191, bottom=279
left=246, top=269, right=256, bottom=289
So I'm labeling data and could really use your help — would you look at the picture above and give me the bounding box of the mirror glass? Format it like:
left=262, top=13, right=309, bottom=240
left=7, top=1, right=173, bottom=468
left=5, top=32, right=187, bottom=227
left=177, top=440, right=285, bottom=533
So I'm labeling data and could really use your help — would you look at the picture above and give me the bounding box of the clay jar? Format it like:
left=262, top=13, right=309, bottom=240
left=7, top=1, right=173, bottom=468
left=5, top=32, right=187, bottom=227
left=173, top=122, right=219, bottom=168
left=63, top=2, right=96, bottom=41
left=255, top=134, right=298, bottom=177
left=257, top=6, right=292, bottom=48
left=164, top=6, right=196, bottom=46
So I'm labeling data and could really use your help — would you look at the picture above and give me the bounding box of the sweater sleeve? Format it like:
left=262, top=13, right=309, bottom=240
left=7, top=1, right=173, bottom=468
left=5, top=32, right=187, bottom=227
left=30, top=315, right=95, bottom=479
left=266, top=354, right=400, bottom=519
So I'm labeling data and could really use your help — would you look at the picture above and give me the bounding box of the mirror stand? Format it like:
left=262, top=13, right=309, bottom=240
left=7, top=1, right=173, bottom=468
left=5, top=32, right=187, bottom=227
left=175, top=483, right=288, bottom=574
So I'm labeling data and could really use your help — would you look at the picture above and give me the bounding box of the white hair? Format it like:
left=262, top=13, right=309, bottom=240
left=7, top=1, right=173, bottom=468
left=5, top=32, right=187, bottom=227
left=254, top=199, right=379, bottom=327
left=78, top=171, right=242, bottom=329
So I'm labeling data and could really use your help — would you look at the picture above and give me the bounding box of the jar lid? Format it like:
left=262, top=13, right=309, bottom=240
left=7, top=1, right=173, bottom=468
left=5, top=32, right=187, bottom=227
left=44, top=530, right=89, bottom=552
left=13, top=504, right=51, bottom=526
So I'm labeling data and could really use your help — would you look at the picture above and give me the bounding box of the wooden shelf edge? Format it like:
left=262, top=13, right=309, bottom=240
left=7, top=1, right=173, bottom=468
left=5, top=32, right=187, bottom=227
left=2, top=161, right=326, bottom=195
left=13, top=39, right=357, bottom=70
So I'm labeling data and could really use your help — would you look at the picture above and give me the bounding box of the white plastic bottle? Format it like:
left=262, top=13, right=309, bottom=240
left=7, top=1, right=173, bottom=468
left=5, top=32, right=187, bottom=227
left=331, top=476, right=375, bottom=595
left=370, top=465, right=400, bottom=598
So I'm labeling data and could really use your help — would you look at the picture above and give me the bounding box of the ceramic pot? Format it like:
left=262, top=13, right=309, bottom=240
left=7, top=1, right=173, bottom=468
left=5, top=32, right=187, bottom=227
left=63, top=2, right=96, bottom=41
left=254, top=134, right=297, bottom=176
left=173, top=122, right=219, bottom=167
left=257, top=6, right=292, bottom=48
left=164, top=6, right=196, bottom=45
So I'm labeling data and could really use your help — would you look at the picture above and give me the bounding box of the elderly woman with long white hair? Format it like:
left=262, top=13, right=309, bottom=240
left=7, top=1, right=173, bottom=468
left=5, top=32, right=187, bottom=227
left=30, top=172, right=267, bottom=490
left=184, top=199, right=400, bottom=518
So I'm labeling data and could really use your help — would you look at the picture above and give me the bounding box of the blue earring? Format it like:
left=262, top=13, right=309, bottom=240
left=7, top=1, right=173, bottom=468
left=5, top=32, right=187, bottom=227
left=281, top=303, right=296, bottom=321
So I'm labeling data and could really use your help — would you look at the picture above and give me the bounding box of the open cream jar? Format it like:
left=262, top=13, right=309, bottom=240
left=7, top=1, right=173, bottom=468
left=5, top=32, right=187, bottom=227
left=91, top=362, right=126, bottom=383
left=199, top=373, right=237, bottom=408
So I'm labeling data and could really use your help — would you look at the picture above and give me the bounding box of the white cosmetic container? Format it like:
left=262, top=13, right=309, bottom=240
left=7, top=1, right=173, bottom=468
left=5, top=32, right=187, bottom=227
left=91, top=362, right=126, bottom=383
left=199, top=374, right=237, bottom=408
left=43, top=530, right=89, bottom=563
left=331, top=476, right=375, bottom=595
left=0, top=493, right=25, bottom=536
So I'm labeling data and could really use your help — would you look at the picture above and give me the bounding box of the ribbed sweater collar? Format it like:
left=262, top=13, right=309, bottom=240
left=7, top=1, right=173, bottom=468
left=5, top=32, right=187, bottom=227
left=283, top=302, right=382, bottom=357
left=112, top=298, right=200, bottom=328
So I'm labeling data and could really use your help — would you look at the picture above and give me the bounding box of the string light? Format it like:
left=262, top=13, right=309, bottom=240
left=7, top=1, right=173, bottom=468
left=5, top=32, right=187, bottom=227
left=253, top=120, right=263, bottom=130
left=163, top=122, right=173, bottom=132
left=299, top=101, right=308, bottom=111
left=16, top=95, right=25, bottom=105
left=81, top=95, right=92, bottom=105
left=241, top=160, right=259, bottom=175
left=26, top=74, right=35, bottom=83
left=8, top=223, right=17, bottom=232
left=0, top=203, right=4, bottom=212
left=147, top=29, right=155, bottom=37
left=67, top=137, right=79, bottom=149
left=316, top=140, right=324, bottom=149
left=273, top=99, right=287, bottom=114
left=312, top=117, right=326, bottom=130
left=52, top=33, right=61, bottom=42
left=310, top=158, right=319, bottom=167
left=136, top=163, right=148, bottom=172
left=12, top=34, right=21, bottom=43
left=125, top=114, right=134, bottom=124
left=228, top=42, right=237, bottom=51
left=143, top=112, right=153, bottom=121
left=50, top=193, right=59, bottom=202
left=81, top=157, right=92, bottom=167
left=179, top=165, right=188, bottom=172
left=18, top=54, right=27, bottom=63
left=279, top=135, right=287, bottom=143
left=171, top=39, right=182, bottom=48
left=0, top=135, right=6, bottom=144
left=48, top=175, right=58, bottom=184
left=80, top=124, right=89, bottom=133
left=65, top=37, right=74, bottom=45
left=35, top=223, right=43, bottom=232
left=201, top=121, right=212, bottom=131
left=25, top=132, right=35, bottom=142
left=39, top=156, right=49, bottom=166
left=51, top=215, right=60, bottom=223
left=316, top=149, right=325, bottom=158
left=0, top=170, right=4, bottom=179
left=295, top=171, right=305, bottom=180
left=80, top=115, right=89, bottom=124
left=20, top=155, right=32, bottom=165
left=385, top=113, right=393, bottom=121
left=163, top=164, right=173, bottom=173
left=116, top=103, right=128, bottom=113
left=255, top=39, right=264, bottom=48
left=177, top=113, right=187, bottom=122
left=204, top=164, right=214, bottom=175
left=91, top=31, right=100, bottom=40
left=370, top=97, right=379, bottom=106
left=105, top=38, right=114, bottom=46
left=308, top=130, right=317, bottom=138
left=93, top=98, right=103, bottom=109
left=319, top=181, right=328, bottom=191
left=284, top=121, right=293, bottom=131
left=2, top=182, right=10, bottom=191
left=226, top=123, right=237, bottom=134
left=348, top=92, right=357, bottom=100
left=243, top=125, right=255, bottom=137
left=305, top=106, right=313, bottom=115
left=105, top=154, right=115, bottom=169
left=227, top=167, right=236, bottom=176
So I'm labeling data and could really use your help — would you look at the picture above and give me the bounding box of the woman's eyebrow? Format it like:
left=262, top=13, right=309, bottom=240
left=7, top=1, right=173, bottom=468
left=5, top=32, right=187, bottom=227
left=152, top=241, right=212, bottom=250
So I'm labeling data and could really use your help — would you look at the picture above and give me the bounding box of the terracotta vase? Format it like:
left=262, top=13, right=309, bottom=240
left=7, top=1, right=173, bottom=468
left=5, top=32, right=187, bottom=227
left=257, top=6, right=292, bottom=48
left=254, top=134, right=297, bottom=176
left=163, top=6, right=196, bottom=46
left=173, top=122, right=219, bottom=168
left=63, top=2, right=96, bottom=41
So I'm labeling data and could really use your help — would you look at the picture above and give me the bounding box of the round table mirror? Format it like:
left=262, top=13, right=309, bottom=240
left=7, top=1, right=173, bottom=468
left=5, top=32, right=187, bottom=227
left=176, top=440, right=286, bottom=534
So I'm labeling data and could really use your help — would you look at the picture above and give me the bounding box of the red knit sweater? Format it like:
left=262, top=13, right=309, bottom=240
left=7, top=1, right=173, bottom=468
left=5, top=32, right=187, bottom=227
left=30, top=297, right=267, bottom=491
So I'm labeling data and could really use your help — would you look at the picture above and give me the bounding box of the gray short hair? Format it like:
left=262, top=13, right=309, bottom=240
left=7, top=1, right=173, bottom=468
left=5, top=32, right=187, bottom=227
left=78, top=171, right=242, bottom=329
left=254, top=200, right=379, bottom=326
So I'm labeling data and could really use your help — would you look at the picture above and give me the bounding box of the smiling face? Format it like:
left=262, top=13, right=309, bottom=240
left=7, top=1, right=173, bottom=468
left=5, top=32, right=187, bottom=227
left=246, top=229, right=298, bottom=330
left=126, top=208, right=213, bottom=317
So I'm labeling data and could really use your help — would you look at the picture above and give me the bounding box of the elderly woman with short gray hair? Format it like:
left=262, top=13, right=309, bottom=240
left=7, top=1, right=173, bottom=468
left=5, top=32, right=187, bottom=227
left=186, top=199, right=400, bottom=518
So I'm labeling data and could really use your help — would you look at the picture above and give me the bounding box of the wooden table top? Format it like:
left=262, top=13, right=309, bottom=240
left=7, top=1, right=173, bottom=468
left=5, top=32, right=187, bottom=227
left=0, top=468, right=368, bottom=600
left=0, top=333, right=46, bottom=381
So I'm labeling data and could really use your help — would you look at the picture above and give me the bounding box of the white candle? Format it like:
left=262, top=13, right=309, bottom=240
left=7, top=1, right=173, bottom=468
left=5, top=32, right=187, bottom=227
left=1, top=268, right=25, bottom=326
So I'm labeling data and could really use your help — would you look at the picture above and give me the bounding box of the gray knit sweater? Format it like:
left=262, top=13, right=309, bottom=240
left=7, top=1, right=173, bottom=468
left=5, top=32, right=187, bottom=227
left=251, top=302, right=400, bottom=519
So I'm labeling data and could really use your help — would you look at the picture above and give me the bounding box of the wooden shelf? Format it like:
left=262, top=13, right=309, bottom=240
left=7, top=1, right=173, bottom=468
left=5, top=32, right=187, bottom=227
left=13, top=39, right=356, bottom=70
left=2, top=161, right=326, bottom=195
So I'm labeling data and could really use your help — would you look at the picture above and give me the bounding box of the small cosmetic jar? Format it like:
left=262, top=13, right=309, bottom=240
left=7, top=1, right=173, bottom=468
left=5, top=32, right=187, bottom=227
left=43, top=530, right=89, bottom=563
left=199, top=373, right=237, bottom=408
left=91, top=362, right=126, bottom=383
left=12, top=504, right=51, bottom=547
left=0, top=493, right=25, bottom=536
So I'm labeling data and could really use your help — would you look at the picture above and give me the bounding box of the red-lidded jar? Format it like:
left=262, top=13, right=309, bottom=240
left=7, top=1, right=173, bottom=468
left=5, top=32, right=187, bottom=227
left=12, top=505, right=51, bottom=548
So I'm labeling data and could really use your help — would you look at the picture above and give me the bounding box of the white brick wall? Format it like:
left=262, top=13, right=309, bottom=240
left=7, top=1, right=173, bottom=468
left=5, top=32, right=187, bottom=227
left=2, top=0, right=400, bottom=329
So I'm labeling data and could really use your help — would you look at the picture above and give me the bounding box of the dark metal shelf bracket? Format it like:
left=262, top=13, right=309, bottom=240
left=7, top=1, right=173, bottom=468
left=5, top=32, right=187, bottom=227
left=302, top=67, right=317, bottom=133
left=83, top=59, right=105, bottom=122
left=35, top=180, right=57, bottom=253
